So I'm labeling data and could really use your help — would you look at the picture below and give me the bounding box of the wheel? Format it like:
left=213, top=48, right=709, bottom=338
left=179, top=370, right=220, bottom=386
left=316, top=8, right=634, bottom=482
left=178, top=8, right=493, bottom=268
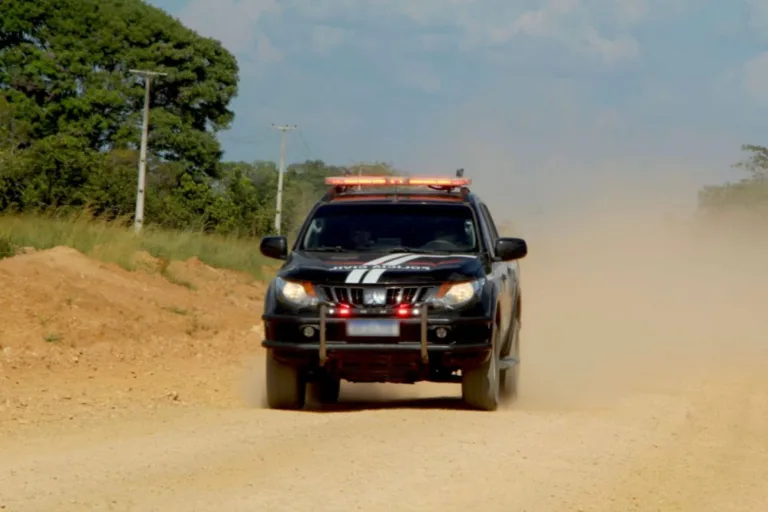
left=462, top=322, right=501, bottom=411
left=500, top=317, right=520, bottom=403
left=265, top=350, right=306, bottom=410
left=306, top=375, right=341, bottom=406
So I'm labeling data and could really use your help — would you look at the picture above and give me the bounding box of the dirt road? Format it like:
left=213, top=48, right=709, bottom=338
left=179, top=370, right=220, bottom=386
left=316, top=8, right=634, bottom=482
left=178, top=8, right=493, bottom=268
left=1, top=211, right=767, bottom=511
left=3, top=365, right=768, bottom=512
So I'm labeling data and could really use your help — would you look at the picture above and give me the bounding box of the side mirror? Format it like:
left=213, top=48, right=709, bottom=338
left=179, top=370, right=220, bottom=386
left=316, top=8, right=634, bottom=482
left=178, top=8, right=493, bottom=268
left=495, top=237, right=527, bottom=261
left=260, top=236, right=288, bottom=260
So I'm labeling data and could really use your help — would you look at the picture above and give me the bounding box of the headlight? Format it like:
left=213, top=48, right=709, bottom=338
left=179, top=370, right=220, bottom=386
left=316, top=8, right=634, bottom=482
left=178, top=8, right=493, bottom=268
left=275, top=277, right=318, bottom=307
left=433, top=278, right=484, bottom=308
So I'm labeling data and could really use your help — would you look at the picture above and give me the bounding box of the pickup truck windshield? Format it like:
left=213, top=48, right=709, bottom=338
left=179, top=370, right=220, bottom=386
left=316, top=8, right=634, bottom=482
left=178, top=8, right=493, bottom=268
left=300, top=203, right=480, bottom=253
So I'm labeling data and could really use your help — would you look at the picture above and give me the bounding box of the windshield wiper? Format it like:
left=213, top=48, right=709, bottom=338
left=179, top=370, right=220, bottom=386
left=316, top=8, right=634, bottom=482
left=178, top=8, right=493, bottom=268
left=383, top=247, right=431, bottom=254
left=306, top=246, right=347, bottom=252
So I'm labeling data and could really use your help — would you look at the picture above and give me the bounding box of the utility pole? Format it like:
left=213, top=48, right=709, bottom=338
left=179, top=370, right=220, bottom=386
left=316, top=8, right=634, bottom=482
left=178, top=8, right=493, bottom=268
left=270, top=123, right=297, bottom=235
left=129, top=69, right=167, bottom=233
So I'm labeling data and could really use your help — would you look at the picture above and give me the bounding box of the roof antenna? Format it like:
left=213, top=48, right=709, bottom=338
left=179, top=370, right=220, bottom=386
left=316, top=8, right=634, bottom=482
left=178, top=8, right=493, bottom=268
left=456, top=168, right=464, bottom=178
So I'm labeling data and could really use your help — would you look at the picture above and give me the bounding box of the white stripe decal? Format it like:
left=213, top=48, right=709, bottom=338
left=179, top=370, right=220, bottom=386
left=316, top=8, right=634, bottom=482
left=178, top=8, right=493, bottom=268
left=365, top=253, right=409, bottom=266
left=381, top=254, right=423, bottom=267
left=361, top=254, right=472, bottom=283
left=385, top=254, right=476, bottom=266
left=345, top=269, right=368, bottom=283
left=343, top=253, right=476, bottom=284
left=343, top=253, right=406, bottom=283
left=361, top=268, right=386, bottom=283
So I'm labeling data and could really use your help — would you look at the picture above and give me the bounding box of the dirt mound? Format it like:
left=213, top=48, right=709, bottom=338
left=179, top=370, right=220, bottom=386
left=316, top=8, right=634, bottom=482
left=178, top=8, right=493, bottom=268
left=0, top=246, right=264, bottom=354
left=0, top=246, right=267, bottom=430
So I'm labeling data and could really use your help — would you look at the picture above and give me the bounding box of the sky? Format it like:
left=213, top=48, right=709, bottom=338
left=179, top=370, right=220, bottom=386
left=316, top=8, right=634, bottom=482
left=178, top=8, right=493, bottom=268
left=150, top=0, right=768, bottom=219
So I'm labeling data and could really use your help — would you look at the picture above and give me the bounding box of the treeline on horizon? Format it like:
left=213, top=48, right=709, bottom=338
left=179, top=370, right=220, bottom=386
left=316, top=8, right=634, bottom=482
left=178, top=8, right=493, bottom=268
left=1, top=0, right=766, bottom=240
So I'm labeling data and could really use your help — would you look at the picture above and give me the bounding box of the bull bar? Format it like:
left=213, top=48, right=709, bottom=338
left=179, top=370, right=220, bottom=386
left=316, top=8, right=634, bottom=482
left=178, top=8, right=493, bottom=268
left=317, top=302, right=430, bottom=366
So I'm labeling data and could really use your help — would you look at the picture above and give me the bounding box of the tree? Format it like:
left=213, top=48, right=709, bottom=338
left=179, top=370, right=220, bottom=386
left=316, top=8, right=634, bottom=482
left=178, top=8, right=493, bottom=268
left=0, top=0, right=238, bottom=180
left=698, top=144, right=768, bottom=216
left=732, top=144, right=768, bottom=181
left=0, top=1, right=410, bottom=238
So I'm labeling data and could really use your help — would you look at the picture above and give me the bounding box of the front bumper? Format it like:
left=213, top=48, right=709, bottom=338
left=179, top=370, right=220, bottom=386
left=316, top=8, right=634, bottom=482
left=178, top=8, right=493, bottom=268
left=262, top=304, right=493, bottom=369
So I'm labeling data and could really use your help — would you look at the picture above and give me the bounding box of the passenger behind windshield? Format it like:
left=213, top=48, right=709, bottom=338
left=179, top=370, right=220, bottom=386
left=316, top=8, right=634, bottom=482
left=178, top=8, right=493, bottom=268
left=301, top=203, right=480, bottom=253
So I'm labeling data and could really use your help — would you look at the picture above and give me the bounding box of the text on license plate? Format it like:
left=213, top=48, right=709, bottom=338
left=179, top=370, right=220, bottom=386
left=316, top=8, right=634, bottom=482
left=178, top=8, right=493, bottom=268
left=346, top=319, right=400, bottom=337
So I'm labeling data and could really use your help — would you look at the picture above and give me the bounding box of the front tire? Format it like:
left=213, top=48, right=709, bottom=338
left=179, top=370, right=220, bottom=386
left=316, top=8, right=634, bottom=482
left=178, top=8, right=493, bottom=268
left=265, top=350, right=306, bottom=410
left=462, top=323, right=501, bottom=411
left=500, top=318, right=520, bottom=403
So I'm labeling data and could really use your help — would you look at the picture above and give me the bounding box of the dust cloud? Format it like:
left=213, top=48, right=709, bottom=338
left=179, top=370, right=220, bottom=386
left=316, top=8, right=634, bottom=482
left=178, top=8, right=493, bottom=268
left=515, top=182, right=768, bottom=410
left=240, top=355, right=267, bottom=408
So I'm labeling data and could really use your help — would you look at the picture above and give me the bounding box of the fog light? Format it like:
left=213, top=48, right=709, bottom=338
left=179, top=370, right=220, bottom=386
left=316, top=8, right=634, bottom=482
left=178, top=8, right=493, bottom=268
left=302, top=326, right=315, bottom=337
left=436, top=327, right=448, bottom=339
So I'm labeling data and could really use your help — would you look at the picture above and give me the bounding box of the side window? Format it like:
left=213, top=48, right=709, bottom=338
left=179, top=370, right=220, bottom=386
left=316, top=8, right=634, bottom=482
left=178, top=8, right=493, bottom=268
left=303, top=218, right=324, bottom=248
left=475, top=203, right=497, bottom=256
left=481, top=204, right=500, bottom=241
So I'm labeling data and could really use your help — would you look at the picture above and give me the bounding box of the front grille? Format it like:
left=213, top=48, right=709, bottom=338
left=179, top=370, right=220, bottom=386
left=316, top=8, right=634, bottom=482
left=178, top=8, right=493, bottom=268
left=320, top=285, right=434, bottom=306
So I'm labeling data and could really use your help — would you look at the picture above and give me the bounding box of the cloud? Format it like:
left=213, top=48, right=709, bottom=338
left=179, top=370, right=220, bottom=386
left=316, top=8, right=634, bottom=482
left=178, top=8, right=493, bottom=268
left=742, top=52, right=768, bottom=105
left=432, top=0, right=645, bottom=64
left=179, top=0, right=280, bottom=55
left=272, top=0, right=649, bottom=64
left=746, top=0, right=768, bottom=36
left=395, top=63, right=441, bottom=92
left=581, top=29, right=640, bottom=64
left=255, top=33, right=283, bottom=62
left=156, top=0, right=756, bottom=203
left=509, top=0, right=580, bottom=38
left=310, top=25, right=347, bottom=55
left=614, top=0, right=648, bottom=23
left=175, top=0, right=660, bottom=67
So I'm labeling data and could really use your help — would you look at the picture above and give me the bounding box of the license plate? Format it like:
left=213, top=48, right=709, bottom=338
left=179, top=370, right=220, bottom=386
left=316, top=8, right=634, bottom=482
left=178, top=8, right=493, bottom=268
left=346, top=319, right=400, bottom=337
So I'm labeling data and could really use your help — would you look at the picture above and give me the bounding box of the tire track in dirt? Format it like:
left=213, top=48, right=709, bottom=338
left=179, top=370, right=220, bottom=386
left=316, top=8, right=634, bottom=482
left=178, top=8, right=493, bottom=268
left=0, top=383, right=680, bottom=511
left=6, top=367, right=765, bottom=512
left=595, top=365, right=768, bottom=512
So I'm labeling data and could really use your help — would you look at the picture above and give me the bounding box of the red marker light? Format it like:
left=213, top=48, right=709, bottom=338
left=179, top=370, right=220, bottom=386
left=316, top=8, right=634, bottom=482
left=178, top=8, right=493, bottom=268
left=338, top=305, right=351, bottom=316
left=396, top=306, right=410, bottom=317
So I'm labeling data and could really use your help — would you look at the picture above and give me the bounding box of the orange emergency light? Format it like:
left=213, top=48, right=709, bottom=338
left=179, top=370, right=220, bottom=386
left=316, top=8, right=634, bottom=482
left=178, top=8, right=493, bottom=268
left=324, top=176, right=471, bottom=187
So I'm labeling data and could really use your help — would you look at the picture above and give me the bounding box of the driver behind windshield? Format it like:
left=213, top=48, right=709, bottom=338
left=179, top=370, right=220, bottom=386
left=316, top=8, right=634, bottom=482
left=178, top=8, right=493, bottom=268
left=304, top=205, right=477, bottom=253
left=351, top=230, right=373, bottom=250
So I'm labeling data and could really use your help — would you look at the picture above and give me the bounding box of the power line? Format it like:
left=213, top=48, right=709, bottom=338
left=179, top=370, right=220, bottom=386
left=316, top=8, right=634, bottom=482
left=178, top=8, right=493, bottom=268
left=129, top=69, right=168, bottom=234
left=296, top=130, right=316, bottom=162
left=270, top=123, right=297, bottom=235
left=219, top=136, right=264, bottom=146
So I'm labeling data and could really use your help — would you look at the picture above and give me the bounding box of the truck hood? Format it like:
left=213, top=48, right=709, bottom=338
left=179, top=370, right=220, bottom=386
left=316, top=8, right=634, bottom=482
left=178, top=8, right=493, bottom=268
left=277, top=251, right=485, bottom=285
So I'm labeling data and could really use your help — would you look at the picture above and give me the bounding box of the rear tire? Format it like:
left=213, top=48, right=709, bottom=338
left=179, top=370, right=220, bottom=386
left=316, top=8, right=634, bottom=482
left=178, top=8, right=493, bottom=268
left=462, top=323, right=501, bottom=411
left=307, top=375, right=341, bottom=406
left=265, top=350, right=306, bottom=410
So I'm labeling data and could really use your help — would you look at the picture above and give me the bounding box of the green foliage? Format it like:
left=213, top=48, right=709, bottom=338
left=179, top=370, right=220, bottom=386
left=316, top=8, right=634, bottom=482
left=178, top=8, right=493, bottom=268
left=732, top=145, right=768, bottom=180
left=0, top=235, right=15, bottom=259
left=0, top=0, right=237, bottom=173
left=698, top=145, right=768, bottom=217
left=0, top=0, right=241, bottom=224
left=0, top=0, right=400, bottom=244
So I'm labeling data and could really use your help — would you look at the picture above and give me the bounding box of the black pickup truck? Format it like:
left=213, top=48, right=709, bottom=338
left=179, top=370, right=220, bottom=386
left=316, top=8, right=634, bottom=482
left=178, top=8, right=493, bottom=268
left=258, top=173, right=528, bottom=411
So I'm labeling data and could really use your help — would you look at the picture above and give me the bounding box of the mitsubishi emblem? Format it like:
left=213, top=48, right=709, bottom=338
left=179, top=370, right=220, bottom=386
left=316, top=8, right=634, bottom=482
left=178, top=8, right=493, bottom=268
left=363, top=287, right=387, bottom=306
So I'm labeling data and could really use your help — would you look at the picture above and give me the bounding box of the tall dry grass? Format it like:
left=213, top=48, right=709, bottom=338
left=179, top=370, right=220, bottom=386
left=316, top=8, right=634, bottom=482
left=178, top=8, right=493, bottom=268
left=0, top=211, right=273, bottom=278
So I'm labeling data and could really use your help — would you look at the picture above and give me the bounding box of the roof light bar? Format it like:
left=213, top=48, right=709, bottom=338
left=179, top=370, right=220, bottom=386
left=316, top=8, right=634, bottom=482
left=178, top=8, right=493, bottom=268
left=325, top=176, right=471, bottom=187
